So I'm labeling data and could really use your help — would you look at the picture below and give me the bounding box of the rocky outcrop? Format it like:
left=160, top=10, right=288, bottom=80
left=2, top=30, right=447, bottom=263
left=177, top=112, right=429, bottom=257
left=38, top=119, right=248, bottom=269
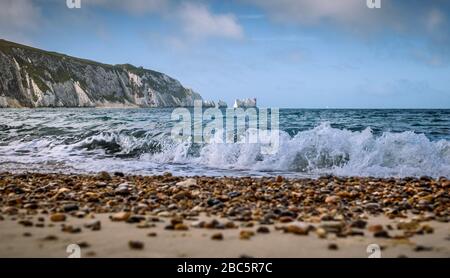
left=216, top=100, right=228, bottom=108
left=233, top=98, right=257, bottom=108
left=202, top=100, right=216, bottom=108
left=0, top=39, right=204, bottom=108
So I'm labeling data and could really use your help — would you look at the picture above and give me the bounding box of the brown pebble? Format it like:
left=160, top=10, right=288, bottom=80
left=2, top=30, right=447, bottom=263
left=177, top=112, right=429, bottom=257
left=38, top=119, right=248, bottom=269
left=50, top=213, right=66, bottom=222
left=18, top=220, right=33, bottom=227
left=328, top=243, right=339, bottom=250
left=43, top=235, right=58, bottom=241
left=285, top=225, right=309, bottom=235
left=171, top=217, right=184, bottom=226
left=374, top=230, right=390, bottom=238
left=86, top=251, right=96, bottom=257
left=240, top=230, right=255, bottom=240
left=147, top=232, right=157, bottom=237
left=174, top=223, right=189, bottom=231
left=84, top=220, right=101, bottom=231
left=368, top=224, right=383, bottom=233
left=325, top=196, right=340, bottom=204
left=62, top=225, right=82, bottom=234
left=316, top=228, right=327, bottom=239
left=77, top=241, right=90, bottom=248
left=111, top=212, right=130, bottom=222
left=23, top=232, right=32, bottom=237
left=128, top=240, right=144, bottom=250
left=256, top=226, right=270, bottom=234
left=211, top=233, right=224, bottom=240
left=414, top=245, right=433, bottom=252
left=98, top=171, right=111, bottom=181
left=279, top=216, right=294, bottom=223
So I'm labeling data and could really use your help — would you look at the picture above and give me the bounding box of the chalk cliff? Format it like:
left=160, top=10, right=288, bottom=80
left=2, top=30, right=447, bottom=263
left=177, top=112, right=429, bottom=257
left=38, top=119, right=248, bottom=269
left=0, top=39, right=203, bottom=108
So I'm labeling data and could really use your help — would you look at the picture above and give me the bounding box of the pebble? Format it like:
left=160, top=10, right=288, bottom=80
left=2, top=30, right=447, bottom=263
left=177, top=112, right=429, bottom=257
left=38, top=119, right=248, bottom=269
left=414, top=245, right=433, bottom=252
left=397, top=220, right=419, bottom=230
left=86, top=251, right=97, bottom=257
left=320, top=222, right=344, bottom=234
left=128, top=240, right=144, bottom=250
left=62, top=225, right=82, bottom=234
left=115, top=184, right=131, bottom=195
left=279, top=216, right=294, bottom=223
left=207, top=198, right=222, bottom=207
left=126, top=215, right=146, bottom=224
left=23, top=232, right=32, bottom=237
left=77, top=241, right=90, bottom=248
left=374, top=230, right=390, bottom=238
left=111, top=212, right=130, bottom=222
left=328, top=243, right=339, bottom=250
left=325, top=196, right=340, bottom=204
left=137, top=222, right=154, bottom=229
left=350, top=219, right=367, bottom=229
left=284, top=225, right=309, bottom=235
left=240, top=230, right=255, bottom=240
left=364, top=203, right=381, bottom=211
left=18, top=220, right=33, bottom=227
left=170, top=217, right=184, bottom=226
left=50, top=213, right=66, bottom=222
left=84, top=220, right=101, bottom=231
left=63, top=204, right=79, bottom=212
left=191, top=220, right=206, bottom=228
left=176, top=178, right=197, bottom=188
left=316, top=228, right=327, bottom=239
left=228, top=191, right=241, bottom=198
left=114, top=172, right=125, bottom=177
left=368, top=225, right=383, bottom=233
left=211, top=233, right=224, bottom=240
left=98, top=171, right=111, bottom=181
left=174, top=224, right=189, bottom=231
left=43, top=235, right=58, bottom=241
left=147, top=232, right=157, bottom=237
left=256, top=226, right=270, bottom=234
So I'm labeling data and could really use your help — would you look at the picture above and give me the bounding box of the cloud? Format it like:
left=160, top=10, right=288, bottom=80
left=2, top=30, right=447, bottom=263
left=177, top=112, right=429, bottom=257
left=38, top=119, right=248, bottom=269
left=244, top=0, right=450, bottom=66
left=87, top=0, right=169, bottom=15
left=0, top=0, right=41, bottom=39
left=87, top=1, right=244, bottom=43
left=243, top=0, right=374, bottom=27
left=178, top=3, right=244, bottom=40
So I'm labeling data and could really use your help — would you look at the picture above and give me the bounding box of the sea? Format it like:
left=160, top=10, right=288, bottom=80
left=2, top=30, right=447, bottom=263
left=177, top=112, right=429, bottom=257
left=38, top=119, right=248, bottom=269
left=0, top=108, right=449, bottom=178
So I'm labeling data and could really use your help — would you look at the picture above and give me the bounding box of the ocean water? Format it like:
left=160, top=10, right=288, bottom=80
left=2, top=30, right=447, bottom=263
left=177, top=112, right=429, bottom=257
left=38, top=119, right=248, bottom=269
left=0, top=108, right=449, bottom=178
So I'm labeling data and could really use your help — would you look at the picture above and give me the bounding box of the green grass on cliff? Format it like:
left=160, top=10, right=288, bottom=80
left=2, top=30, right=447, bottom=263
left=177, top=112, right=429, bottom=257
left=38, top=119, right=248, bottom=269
left=0, top=39, right=166, bottom=77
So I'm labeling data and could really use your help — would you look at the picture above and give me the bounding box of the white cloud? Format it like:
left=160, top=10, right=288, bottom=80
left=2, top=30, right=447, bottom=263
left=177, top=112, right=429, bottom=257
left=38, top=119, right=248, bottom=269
left=87, top=0, right=169, bottom=15
left=178, top=3, right=244, bottom=40
left=87, top=1, right=244, bottom=42
left=426, top=9, right=446, bottom=31
left=244, top=0, right=372, bottom=26
left=0, top=0, right=41, bottom=31
left=0, top=0, right=41, bottom=43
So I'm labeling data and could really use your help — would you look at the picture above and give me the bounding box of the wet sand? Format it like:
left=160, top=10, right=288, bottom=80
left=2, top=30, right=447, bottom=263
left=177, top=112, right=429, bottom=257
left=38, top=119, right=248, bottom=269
left=0, top=172, right=449, bottom=258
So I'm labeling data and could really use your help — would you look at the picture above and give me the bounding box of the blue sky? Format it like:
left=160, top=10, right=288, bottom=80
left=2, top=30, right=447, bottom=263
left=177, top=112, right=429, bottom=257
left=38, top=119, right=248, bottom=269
left=1, top=0, right=450, bottom=108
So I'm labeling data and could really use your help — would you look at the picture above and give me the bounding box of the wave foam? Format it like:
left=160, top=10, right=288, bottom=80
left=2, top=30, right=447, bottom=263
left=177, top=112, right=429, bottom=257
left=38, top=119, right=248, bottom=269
left=1, top=123, right=449, bottom=178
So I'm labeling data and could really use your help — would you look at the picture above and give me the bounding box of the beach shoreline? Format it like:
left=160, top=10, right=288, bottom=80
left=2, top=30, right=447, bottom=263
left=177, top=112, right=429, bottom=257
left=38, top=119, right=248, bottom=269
left=0, top=172, right=449, bottom=258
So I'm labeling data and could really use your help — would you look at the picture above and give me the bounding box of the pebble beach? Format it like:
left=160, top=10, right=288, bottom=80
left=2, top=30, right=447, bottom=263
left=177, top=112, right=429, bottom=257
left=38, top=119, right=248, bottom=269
left=0, top=172, right=449, bottom=258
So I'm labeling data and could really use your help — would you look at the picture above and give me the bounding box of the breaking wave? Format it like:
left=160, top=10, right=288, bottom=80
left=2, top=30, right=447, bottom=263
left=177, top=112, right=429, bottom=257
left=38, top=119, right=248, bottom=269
left=1, top=122, right=449, bottom=178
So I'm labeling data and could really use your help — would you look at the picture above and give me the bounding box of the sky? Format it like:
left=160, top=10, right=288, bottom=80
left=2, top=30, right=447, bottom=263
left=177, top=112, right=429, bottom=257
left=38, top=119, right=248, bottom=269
left=1, top=0, right=450, bottom=108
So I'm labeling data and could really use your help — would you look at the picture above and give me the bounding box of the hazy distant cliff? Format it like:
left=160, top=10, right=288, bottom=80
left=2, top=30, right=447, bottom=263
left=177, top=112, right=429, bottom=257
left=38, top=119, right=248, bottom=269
left=0, top=39, right=203, bottom=108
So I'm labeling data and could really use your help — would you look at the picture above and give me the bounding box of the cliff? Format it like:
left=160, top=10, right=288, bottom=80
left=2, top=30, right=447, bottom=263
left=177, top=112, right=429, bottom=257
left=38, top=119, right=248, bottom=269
left=233, top=98, right=257, bottom=108
left=0, top=39, right=203, bottom=108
